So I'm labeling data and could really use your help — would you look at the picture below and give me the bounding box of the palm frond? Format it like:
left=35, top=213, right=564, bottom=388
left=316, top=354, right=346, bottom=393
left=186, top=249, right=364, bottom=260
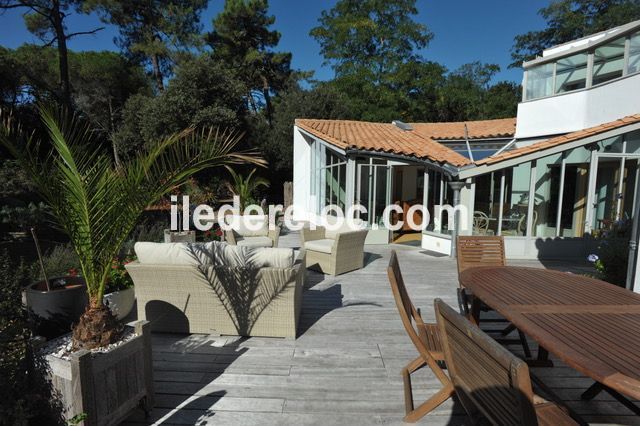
left=0, top=106, right=265, bottom=305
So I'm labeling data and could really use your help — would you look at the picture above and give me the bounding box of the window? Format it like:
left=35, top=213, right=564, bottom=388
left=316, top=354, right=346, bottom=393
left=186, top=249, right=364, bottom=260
left=629, top=31, right=640, bottom=75
left=311, top=144, right=347, bottom=214
left=593, top=37, right=625, bottom=85
left=472, top=173, right=501, bottom=235
left=555, top=53, right=588, bottom=93
left=501, top=163, right=532, bottom=236
left=526, top=63, right=554, bottom=99
left=356, top=158, right=390, bottom=226
left=533, top=154, right=563, bottom=237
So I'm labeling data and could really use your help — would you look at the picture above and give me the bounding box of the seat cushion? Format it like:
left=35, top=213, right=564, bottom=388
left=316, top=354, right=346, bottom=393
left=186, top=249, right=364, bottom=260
left=236, top=236, right=273, bottom=248
left=324, top=219, right=365, bottom=239
left=304, top=239, right=334, bottom=254
left=225, top=215, right=269, bottom=237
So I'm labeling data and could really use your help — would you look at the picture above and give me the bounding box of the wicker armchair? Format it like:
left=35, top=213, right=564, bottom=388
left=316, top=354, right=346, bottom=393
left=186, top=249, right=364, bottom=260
left=300, top=225, right=368, bottom=275
left=223, top=215, right=280, bottom=248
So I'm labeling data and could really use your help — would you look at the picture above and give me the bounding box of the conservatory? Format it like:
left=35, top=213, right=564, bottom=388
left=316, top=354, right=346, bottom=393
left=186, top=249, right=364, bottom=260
left=293, top=19, right=640, bottom=260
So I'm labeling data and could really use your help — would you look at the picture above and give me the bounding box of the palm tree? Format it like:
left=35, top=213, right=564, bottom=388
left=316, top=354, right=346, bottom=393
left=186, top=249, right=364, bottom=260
left=0, top=107, right=264, bottom=350
left=224, top=166, right=270, bottom=212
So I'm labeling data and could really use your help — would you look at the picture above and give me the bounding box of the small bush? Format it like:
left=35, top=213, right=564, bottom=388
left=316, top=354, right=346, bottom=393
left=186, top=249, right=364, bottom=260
left=0, top=250, right=65, bottom=425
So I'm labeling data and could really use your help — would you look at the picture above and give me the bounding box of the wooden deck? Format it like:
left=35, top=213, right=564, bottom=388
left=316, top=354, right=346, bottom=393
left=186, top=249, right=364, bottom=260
left=124, top=231, right=638, bottom=425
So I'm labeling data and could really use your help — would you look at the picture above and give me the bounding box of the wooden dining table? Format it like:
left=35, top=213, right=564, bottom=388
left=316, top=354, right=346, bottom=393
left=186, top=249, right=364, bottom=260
left=459, top=265, right=640, bottom=413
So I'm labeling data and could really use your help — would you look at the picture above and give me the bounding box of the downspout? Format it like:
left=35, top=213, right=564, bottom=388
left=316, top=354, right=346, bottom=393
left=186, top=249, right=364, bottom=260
left=449, top=181, right=466, bottom=258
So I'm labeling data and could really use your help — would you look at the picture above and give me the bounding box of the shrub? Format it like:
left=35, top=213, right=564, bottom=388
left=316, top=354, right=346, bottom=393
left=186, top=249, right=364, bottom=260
left=0, top=250, right=64, bottom=425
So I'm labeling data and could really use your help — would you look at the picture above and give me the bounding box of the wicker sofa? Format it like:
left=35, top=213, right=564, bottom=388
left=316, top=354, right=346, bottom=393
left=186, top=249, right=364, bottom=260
left=223, top=215, right=280, bottom=248
left=126, top=242, right=305, bottom=338
left=300, top=225, right=368, bottom=275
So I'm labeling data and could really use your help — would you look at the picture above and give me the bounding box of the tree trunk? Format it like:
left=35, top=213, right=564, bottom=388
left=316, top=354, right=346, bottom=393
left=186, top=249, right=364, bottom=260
left=151, top=54, right=164, bottom=92
left=52, top=0, right=72, bottom=109
left=261, top=75, right=273, bottom=127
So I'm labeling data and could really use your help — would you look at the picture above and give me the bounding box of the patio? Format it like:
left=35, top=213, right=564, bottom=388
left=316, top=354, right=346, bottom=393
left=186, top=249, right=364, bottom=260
left=123, top=231, right=636, bottom=425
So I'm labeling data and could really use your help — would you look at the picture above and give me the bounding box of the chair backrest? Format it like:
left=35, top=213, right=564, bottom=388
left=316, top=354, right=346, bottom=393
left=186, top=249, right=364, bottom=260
left=472, top=211, right=490, bottom=234
left=456, top=236, right=506, bottom=275
left=434, top=299, right=537, bottom=426
left=387, top=250, right=434, bottom=356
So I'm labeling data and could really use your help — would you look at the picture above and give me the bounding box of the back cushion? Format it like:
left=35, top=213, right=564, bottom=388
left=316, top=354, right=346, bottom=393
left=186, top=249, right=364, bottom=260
left=134, top=241, right=294, bottom=269
left=226, top=215, right=269, bottom=237
left=324, top=218, right=365, bottom=239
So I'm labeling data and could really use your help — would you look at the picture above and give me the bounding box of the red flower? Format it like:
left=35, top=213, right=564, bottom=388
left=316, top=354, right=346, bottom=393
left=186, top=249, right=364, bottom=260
left=215, top=229, right=223, bottom=237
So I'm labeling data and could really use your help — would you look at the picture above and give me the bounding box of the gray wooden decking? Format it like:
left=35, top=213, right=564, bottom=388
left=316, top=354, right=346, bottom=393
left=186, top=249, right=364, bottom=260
left=123, top=231, right=638, bottom=425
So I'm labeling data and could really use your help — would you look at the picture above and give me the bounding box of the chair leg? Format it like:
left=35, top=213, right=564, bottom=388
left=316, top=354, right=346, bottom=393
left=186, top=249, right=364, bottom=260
left=401, top=356, right=454, bottom=423
left=403, top=384, right=454, bottom=423
left=517, top=329, right=532, bottom=358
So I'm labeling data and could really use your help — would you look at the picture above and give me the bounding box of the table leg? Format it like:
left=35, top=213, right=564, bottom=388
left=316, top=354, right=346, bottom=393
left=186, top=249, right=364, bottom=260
left=582, top=382, right=640, bottom=416
left=525, top=345, right=554, bottom=368
left=470, top=297, right=481, bottom=326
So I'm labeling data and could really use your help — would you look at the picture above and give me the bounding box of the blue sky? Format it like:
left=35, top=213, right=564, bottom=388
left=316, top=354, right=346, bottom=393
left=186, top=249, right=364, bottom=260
left=0, top=0, right=550, bottom=84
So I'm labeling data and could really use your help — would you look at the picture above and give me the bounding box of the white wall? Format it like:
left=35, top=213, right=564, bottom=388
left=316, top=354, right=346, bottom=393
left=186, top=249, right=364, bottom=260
left=292, top=126, right=312, bottom=221
left=516, top=73, right=640, bottom=139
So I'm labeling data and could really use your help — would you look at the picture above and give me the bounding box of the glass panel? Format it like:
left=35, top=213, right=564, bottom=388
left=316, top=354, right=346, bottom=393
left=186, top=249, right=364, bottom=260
left=501, top=163, right=531, bottom=236
left=622, top=159, right=639, bottom=222
left=592, top=157, right=622, bottom=231
left=560, top=146, right=591, bottom=237
left=629, top=32, right=640, bottom=75
left=472, top=173, right=500, bottom=235
left=374, top=166, right=389, bottom=226
left=555, top=53, right=587, bottom=93
left=598, top=136, right=624, bottom=153
left=533, top=153, right=563, bottom=237
left=426, top=170, right=441, bottom=231
left=337, top=163, right=346, bottom=211
left=357, top=164, right=371, bottom=222
left=593, top=37, right=625, bottom=85
left=526, top=63, right=554, bottom=100
left=624, top=130, right=640, bottom=154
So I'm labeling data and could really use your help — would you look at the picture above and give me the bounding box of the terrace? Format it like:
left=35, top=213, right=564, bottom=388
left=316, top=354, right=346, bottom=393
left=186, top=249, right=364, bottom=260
left=120, top=231, right=634, bottom=426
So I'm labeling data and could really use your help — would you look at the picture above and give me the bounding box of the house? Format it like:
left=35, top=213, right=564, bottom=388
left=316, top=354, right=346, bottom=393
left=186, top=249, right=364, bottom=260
left=292, top=20, right=640, bottom=284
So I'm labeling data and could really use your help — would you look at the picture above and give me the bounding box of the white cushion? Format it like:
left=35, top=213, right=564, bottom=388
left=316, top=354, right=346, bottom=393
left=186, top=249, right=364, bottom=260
left=304, top=239, right=334, bottom=254
left=236, top=236, right=273, bottom=248
left=226, top=215, right=269, bottom=237
left=134, top=242, right=214, bottom=266
left=245, top=247, right=294, bottom=268
left=134, top=241, right=293, bottom=268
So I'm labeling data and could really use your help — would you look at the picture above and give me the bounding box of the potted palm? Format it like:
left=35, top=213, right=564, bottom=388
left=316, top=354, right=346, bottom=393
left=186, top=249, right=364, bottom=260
left=225, top=167, right=270, bottom=212
left=1, top=107, right=264, bottom=424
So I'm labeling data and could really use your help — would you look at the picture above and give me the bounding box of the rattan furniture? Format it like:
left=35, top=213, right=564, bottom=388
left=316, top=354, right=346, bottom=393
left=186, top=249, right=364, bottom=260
left=300, top=225, right=368, bottom=275
left=224, top=215, right=280, bottom=248
left=387, top=251, right=454, bottom=422
left=126, top=246, right=305, bottom=338
left=434, top=299, right=579, bottom=426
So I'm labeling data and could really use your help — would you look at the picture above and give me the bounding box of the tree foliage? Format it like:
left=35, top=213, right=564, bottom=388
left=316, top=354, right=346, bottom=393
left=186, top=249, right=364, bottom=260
left=85, top=0, right=208, bottom=92
left=510, top=0, right=640, bottom=67
left=208, top=0, right=292, bottom=121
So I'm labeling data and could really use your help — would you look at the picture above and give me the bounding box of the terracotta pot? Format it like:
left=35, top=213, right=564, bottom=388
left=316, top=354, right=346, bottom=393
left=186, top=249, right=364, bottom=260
left=103, top=287, right=135, bottom=321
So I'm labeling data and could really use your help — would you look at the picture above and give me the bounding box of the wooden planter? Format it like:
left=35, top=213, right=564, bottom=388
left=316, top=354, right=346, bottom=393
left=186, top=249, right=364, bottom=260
left=46, top=321, right=154, bottom=425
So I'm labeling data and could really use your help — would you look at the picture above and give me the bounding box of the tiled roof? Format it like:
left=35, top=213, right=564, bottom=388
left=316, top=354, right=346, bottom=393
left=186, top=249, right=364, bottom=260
left=476, top=114, right=640, bottom=165
left=295, top=119, right=472, bottom=167
left=410, top=118, right=516, bottom=140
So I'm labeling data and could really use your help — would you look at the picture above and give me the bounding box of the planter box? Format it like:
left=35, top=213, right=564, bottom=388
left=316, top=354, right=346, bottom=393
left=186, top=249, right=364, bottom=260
left=46, top=321, right=154, bottom=425
left=164, top=229, right=195, bottom=243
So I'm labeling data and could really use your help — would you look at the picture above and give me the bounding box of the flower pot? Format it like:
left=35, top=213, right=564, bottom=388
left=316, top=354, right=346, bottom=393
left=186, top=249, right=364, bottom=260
left=164, top=229, right=195, bottom=242
left=24, top=276, right=88, bottom=338
left=103, top=287, right=135, bottom=321
left=43, top=321, right=154, bottom=425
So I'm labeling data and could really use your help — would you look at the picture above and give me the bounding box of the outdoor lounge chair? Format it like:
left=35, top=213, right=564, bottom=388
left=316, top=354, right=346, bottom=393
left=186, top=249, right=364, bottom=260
left=456, top=235, right=532, bottom=358
left=223, top=215, right=280, bottom=248
left=300, top=224, right=368, bottom=275
left=387, top=250, right=454, bottom=423
left=126, top=242, right=305, bottom=338
left=434, top=299, right=579, bottom=426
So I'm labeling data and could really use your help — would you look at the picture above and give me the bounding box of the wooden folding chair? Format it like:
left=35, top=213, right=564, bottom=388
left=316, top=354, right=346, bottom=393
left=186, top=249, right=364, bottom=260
left=456, top=235, right=531, bottom=358
left=387, top=251, right=454, bottom=422
left=434, top=299, right=579, bottom=426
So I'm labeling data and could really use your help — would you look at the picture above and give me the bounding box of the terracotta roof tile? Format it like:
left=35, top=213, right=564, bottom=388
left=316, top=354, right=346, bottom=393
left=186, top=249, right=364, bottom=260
left=476, top=114, right=640, bottom=166
left=410, top=118, right=516, bottom=140
left=295, top=119, right=473, bottom=167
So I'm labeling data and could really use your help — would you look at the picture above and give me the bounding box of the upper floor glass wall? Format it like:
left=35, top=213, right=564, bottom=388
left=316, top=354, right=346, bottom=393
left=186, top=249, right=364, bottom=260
left=524, top=31, right=640, bottom=101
